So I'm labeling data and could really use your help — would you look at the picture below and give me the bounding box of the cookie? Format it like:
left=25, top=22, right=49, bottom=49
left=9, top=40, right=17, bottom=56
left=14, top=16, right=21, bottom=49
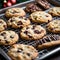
left=7, top=17, right=30, bottom=28
left=35, top=0, right=51, bottom=9
left=20, top=25, right=46, bottom=40
left=0, top=19, right=7, bottom=32
left=25, top=3, right=42, bottom=13
left=0, top=31, right=19, bottom=45
left=47, top=20, right=60, bottom=33
left=5, top=8, right=26, bottom=18
left=30, top=11, right=52, bottom=23
left=48, top=7, right=60, bottom=16
left=37, top=35, right=60, bottom=49
left=8, top=44, right=38, bottom=60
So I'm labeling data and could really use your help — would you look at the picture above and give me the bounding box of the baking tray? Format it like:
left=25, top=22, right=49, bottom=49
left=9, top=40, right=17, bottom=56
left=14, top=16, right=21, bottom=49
left=0, top=0, right=60, bottom=60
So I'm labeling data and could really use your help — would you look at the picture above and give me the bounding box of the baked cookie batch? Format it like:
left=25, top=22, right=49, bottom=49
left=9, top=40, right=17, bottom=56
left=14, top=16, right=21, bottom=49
left=0, top=0, right=60, bottom=60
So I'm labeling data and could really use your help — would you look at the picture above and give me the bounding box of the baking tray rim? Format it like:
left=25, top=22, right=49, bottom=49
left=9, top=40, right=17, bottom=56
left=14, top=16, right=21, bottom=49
left=0, top=0, right=60, bottom=60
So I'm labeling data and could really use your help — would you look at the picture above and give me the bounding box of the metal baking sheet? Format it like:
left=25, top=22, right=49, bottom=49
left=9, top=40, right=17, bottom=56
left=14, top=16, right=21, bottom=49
left=0, top=0, right=60, bottom=60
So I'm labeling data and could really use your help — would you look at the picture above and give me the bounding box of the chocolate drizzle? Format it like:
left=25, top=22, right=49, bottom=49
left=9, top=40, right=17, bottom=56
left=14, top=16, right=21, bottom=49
left=38, top=35, right=60, bottom=45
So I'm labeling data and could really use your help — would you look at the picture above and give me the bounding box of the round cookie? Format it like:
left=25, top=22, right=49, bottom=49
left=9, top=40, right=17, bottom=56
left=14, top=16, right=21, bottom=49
left=0, top=31, right=19, bottom=45
left=20, top=25, right=46, bottom=40
left=5, top=8, right=26, bottom=18
left=30, top=11, right=52, bottom=23
left=0, top=19, right=7, bottom=32
left=47, top=20, right=60, bottom=33
left=8, top=44, right=38, bottom=60
left=7, top=17, right=30, bottom=28
left=48, top=7, right=60, bottom=16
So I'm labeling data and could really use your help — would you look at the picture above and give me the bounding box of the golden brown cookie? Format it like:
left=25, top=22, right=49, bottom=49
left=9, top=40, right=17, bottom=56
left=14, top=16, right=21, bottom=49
left=5, top=8, right=26, bottom=18
left=48, top=7, right=60, bottom=16
left=0, top=31, right=19, bottom=45
left=7, top=17, right=30, bottom=28
left=8, top=44, right=38, bottom=60
left=0, top=19, right=7, bottom=32
left=47, top=20, right=60, bottom=33
left=20, top=25, right=46, bottom=40
left=30, top=11, right=52, bottom=23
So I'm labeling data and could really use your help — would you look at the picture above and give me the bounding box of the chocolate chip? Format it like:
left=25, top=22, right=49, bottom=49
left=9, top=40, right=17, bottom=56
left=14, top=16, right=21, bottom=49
left=48, top=20, right=50, bottom=22
left=32, top=59, right=34, bottom=60
left=32, top=25, right=36, bottom=29
left=46, top=15, right=48, bottom=17
left=0, top=39, right=1, bottom=41
left=10, top=20, right=14, bottom=22
left=27, top=53, right=30, bottom=56
left=0, top=21, right=2, bottom=23
left=3, top=25, right=7, bottom=28
left=50, top=28, right=54, bottom=30
left=24, top=31, right=28, bottom=35
left=34, top=30, right=41, bottom=34
left=28, top=35, right=32, bottom=38
left=4, top=37, right=6, bottom=39
left=26, top=27, right=29, bottom=29
left=5, top=40, right=9, bottom=43
left=24, top=18, right=27, bottom=20
left=1, top=32, right=6, bottom=36
left=10, top=35, right=14, bottom=38
left=17, top=50, right=22, bottom=53
left=17, top=21, right=23, bottom=25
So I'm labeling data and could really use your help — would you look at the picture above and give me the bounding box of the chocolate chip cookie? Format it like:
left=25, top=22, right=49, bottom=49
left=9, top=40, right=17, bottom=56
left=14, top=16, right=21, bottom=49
left=35, top=0, right=51, bottom=9
left=47, top=20, right=60, bottom=33
left=0, top=31, right=19, bottom=45
left=30, top=11, right=52, bottom=23
left=25, top=3, right=42, bottom=13
left=38, top=35, right=60, bottom=49
left=5, top=8, right=26, bottom=18
left=7, top=17, right=30, bottom=28
left=8, top=44, right=38, bottom=60
left=0, top=19, right=7, bottom=32
left=48, top=7, right=60, bottom=16
left=20, top=25, right=46, bottom=40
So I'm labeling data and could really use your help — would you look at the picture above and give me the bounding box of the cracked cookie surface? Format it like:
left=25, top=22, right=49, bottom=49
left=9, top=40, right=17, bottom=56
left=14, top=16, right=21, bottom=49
left=0, top=19, right=7, bottom=32
left=20, top=25, right=46, bottom=40
left=47, top=20, right=60, bottom=33
left=5, top=8, right=26, bottom=18
left=30, top=11, right=52, bottom=23
left=8, top=17, right=30, bottom=28
left=0, top=31, right=18, bottom=45
left=8, top=44, right=38, bottom=60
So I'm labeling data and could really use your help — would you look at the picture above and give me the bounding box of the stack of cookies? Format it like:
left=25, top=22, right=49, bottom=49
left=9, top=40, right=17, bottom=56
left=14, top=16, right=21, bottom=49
left=0, top=0, right=60, bottom=60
